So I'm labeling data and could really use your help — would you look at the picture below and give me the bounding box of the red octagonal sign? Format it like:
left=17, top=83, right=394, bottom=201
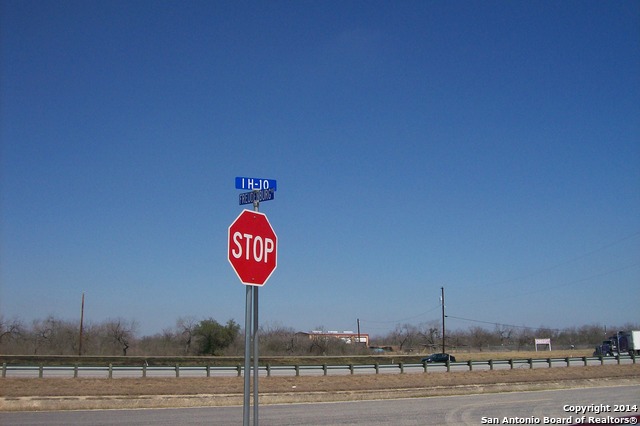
left=228, top=209, right=277, bottom=286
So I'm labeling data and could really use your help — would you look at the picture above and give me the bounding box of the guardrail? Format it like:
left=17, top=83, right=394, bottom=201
left=1, top=354, right=634, bottom=379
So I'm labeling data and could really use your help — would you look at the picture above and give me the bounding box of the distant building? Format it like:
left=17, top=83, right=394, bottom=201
left=298, top=330, right=370, bottom=346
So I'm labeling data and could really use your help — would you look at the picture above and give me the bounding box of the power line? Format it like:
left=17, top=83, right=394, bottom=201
left=360, top=304, right=441, bottom=325
left=481, top=230, right=640, bottom=288
left=445, top=314, right=562, bottom=332
left=515, top=260, right=640, bottom=297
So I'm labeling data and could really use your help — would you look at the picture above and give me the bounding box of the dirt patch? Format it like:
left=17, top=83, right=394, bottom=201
left=1, top=364, right=638, bottom=411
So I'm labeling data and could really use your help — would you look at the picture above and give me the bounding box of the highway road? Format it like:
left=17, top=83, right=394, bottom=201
left=3, top=356, right=630, bottom=378
left=1, top=384, right=638, bottom=425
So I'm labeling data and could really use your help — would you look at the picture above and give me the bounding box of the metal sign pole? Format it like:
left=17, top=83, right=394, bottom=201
left=253, top=285, right=259, bottom=425
left=242, top=284, right=252, bottom=426
left=252, top=197, right=260, bottom=426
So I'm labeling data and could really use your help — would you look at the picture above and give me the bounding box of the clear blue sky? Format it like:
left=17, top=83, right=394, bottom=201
left=1, top=1, right=639, bottom=337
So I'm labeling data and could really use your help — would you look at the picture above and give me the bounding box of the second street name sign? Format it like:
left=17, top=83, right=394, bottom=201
left=239, top=188, right=275, bottom=205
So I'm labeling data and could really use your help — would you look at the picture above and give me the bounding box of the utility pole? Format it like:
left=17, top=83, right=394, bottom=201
left=441, top=287, right=445, bottom=353
left=78, top=292, right=85, bottom=356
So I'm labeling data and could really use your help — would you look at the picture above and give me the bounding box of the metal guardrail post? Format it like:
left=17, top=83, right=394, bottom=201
left=39, top=365, right=43, bottom=378
left=74, top=364, right=79, bottom=378
left=489, top=359, right=493, bottom=370
left=547, top=358, right=552, bottom=368
left=237, top=365, right=242, bottom=377
left=509, top=359, right=514, bottom=370
left=265, top=364, right=271, bottom=377
left=565, top=357, right=570, bottom=367
left=446, top=360, right=450, bottom=372
left=206, top=365, right=211, bottom=377
left=295, top=365, right=300, bottom=377
left=528, top=358, right=533, bottom=369
left=142, top=364, right=147, bottom=378
left=175, top=364, right=180, bottom=378
left=375, top=362, right=380, bottom=374
left=422, top=361, right=428, bottom=373
left=468, top=360, right=473, bottom=371
left=1, top=363, right=6, bottom=378
left=322, top=364, right=327, bottom=376
left=108, top=363, right=113, bottom=379
left=582, top=356, right=588, bottom=367
left=599, top=356, right=604, bottom=366
left=349, top=364, right=354, bottom=375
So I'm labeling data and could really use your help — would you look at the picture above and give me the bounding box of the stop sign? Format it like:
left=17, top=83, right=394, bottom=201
left=228, top=209, right=278, bottom=286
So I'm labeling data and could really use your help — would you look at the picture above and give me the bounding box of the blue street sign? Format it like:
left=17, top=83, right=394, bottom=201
left=235, top=177, right=277, bottom=191
left=239, top=188, right=275, bottom=205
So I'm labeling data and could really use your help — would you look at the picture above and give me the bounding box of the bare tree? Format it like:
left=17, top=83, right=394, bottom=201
left=0, top=316, right=23, bottom=353
left=468, top=326, right=494, bottom=351
left=390, top=324, right=419, bottom=352
left=495, top=325, right=513, bottom=348
left=17, top=316, right=79, bottom=355
left=137, top=328, right=182, bottom=356
left=260, top=323, right=299, bottom=355
left=30, top=316, right=55, bottom=354
left=176, top=316, right=198, bottom=355
left=306, top=333, right=353, bottom=355
left=417, top=321, right=441, bottom=352
left=514, top=328, right=532, bottom=350
left=104, top=318, right=138, bottom=356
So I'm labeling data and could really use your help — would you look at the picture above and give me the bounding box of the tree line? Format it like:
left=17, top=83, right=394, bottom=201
left=383, top=321, right=639, bottom=353
left=1, top=315, right=637, bottom=356
left=0, top=315, right=240, bottom=357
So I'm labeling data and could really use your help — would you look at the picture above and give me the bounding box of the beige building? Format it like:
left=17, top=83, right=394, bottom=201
left=298, top=330, right=370, bottom=346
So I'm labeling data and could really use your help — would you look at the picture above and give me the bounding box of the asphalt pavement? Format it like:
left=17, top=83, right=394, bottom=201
left=1, top=383, right=638, bottom=426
